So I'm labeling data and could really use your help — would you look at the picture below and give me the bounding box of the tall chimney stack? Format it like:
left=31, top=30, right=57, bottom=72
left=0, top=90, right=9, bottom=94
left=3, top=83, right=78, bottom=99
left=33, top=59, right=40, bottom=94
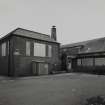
left=51, top=26, right=57, bottom=41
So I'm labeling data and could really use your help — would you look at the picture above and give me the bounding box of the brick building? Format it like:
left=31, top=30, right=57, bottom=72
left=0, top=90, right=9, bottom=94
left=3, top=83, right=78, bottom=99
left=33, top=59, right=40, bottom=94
left=61, top=37, right=105, bottom=74
left=0, top=26, right=60, bottom=76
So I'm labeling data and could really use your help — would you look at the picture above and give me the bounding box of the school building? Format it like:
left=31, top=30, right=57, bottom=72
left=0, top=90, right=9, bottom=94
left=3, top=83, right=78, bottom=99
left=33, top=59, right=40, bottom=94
left=61, top=37, right=105, bottom=74
left=0, top=26, right=60, bottom=76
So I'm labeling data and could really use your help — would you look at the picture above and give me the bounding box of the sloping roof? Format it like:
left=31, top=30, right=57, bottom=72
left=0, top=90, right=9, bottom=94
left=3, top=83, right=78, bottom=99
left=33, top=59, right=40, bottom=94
left=0, top=28, right=58, bottom=43
left=61, top=37, right=105, bottom=54
left=61, top=39, right=95, bottom=48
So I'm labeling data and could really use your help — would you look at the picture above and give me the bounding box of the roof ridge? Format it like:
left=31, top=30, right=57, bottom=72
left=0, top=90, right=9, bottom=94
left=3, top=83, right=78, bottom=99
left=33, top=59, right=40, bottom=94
left=0, top=27, right=59, bottom=43
left=16, top=27, right=50, bottom=37
left=62, top=36, right=105, bottom=47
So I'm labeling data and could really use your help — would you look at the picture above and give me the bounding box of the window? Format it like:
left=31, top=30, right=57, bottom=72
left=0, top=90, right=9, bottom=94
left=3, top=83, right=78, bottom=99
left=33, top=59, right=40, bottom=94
left=7, top=41, right=9, bottom=55
left=95, top=58, right=105, bottom=66
left=82, top=58, right=93, bottom=66
left=26, top=41, right=30, bottom=56
left=77, top=59, right=81, bottom=66
left=48, top=45, right=52, bottom=57
left=34, top=42, right=46, bottom=57
left=1, top=42, right=6, bottom=56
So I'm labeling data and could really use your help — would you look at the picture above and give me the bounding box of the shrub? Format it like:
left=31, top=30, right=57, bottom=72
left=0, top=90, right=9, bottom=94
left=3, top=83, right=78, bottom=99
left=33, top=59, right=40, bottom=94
left=84, top=96, right=105, bottom=105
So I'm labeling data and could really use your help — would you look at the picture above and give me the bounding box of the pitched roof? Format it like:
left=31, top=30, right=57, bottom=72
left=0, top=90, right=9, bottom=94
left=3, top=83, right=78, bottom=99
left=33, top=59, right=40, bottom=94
left=61, top=37, right=105, bottom=54
left=0, top=28, right=58, bottom=43
left=61, top=39, right=94, bottom=48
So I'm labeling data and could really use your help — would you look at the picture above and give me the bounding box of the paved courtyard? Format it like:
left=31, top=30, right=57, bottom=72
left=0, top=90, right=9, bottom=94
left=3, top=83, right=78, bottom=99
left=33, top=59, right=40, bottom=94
left=0, top=73, right=105, bottom=105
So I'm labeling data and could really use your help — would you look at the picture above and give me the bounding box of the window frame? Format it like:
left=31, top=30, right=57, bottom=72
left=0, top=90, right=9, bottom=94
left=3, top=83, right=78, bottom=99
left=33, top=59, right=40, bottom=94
left=34, top=42, right=46, bottom=57
left=47, top=45, right=52, bottom=57
left=1, top=42, right=6, bottom=57
left=26, top=41, right=31, bottom=56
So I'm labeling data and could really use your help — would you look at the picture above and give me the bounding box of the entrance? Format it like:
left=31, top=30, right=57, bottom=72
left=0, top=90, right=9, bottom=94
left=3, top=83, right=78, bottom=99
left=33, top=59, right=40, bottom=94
left=32, top=61, right=49, bottom=75
left=66, top=56, right=72, bottom=72
left=38, top=63, right=48, bottom=75
left=32, top=62, right=38, bottom=75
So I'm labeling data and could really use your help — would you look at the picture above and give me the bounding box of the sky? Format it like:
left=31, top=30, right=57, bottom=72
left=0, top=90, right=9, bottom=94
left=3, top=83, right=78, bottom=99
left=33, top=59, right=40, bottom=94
left=0, top=0, right=105, bottom=45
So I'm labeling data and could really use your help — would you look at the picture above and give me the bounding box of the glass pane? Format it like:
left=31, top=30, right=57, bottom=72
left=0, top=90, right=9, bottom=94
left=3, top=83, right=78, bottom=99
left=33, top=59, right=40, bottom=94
left=77, top=59, right=81, bottom=65
left=2, top=42, right=6, bottom=56
left=95, top=58, right=105, bottom=66
left=82, top=58, right=93, bottom=66
left=34, top=43, right=46, bottom=57
left=48, top=45, right=52, bottom=57
left=26, top=41, right=30, bottom=56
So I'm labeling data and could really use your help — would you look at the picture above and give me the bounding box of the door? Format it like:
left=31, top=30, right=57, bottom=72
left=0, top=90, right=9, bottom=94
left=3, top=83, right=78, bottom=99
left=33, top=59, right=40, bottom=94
left=67, top=56, right=72, bottom=72
left=38, top=63, right=48, bottom=75
left=32, top=62, right=38, bottom=75
left=67, top=62, right=71, bottom=70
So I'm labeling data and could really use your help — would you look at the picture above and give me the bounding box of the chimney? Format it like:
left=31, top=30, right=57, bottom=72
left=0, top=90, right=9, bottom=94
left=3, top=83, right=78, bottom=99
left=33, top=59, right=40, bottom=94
left=51, top=26, right=57, bottom=41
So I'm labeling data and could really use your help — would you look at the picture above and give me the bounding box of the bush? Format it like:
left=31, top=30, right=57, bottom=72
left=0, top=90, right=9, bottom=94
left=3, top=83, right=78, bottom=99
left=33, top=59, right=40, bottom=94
left=84, top=96, right=105, bottom=105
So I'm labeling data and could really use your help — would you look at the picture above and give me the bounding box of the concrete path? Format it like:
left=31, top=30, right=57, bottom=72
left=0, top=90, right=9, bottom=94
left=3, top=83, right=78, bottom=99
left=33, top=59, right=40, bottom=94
left=0, top=73, right=105, bottom=105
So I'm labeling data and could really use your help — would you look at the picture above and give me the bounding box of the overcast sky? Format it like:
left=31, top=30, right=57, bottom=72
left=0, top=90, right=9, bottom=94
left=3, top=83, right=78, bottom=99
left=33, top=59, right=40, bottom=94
left=0, top=0, right=105, bottom=44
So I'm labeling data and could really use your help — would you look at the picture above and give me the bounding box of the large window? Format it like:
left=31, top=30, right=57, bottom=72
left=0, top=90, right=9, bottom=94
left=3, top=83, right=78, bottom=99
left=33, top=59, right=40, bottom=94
left=1, top=42, right=6, bottom=56
left=82, top=58, right=93, bottom=66
left=34, top=42, right=46, bottom=57
left=95, top=58, right=105, bottom=66
left=48, top=45, right=52, bottom=57
left=26, top=41, right=30, bottom=56
left=77, top=57, right=105, bottom=66
left=77, top=58, right=93, bottom=66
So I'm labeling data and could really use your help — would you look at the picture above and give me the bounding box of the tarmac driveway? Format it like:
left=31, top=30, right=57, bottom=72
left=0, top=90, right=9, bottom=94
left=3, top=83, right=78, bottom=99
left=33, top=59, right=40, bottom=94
left=0, top=73, right=105, bottom=105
